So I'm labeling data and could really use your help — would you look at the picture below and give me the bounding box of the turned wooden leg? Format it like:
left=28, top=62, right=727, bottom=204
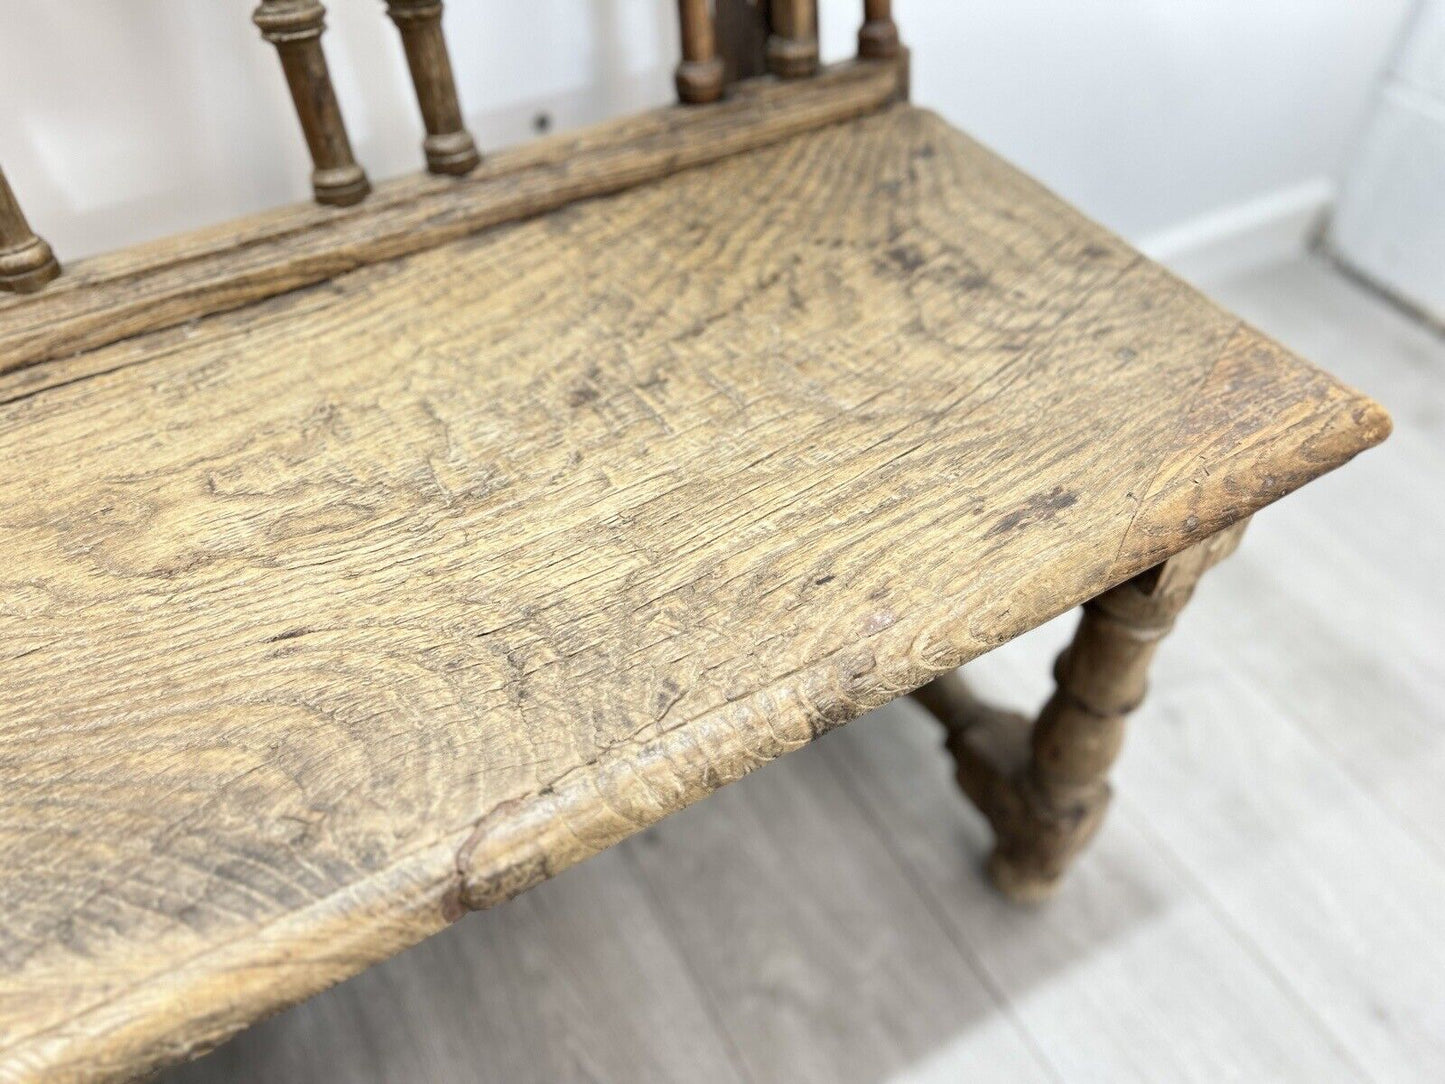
left=913, top=520, right=1248, bottom=902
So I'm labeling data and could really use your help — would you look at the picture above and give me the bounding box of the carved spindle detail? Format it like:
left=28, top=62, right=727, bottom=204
left=676, top=0, right=726, bottom=104
left=858, top=0, right=900, bottom=59
left=767, top=0, right=819, bottom=79
left=383, top=0, right=480, bottom=175
left=253, top=0, right=370, bottom=206
left=914, top=520, right=1249, bottom=902
left=0, top=167, right=60, bottom=294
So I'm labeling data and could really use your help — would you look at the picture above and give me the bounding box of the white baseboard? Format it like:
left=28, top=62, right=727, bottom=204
left=1136, top=179, right=1335, bottom=284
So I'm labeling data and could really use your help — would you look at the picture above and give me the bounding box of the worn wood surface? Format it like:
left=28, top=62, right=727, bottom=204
left=0, top=60, right=903, bottom=380
left=159, top=256, right=1440, bottom=1084
left=0, top=106, right=1387, bottom=1082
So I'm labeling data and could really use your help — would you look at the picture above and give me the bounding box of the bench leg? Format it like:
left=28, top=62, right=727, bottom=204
left=911, top=520, right=1248, bottom=902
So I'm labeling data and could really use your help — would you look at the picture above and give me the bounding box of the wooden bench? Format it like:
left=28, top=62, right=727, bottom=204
left=0, top=3, right=1389, bottom=1080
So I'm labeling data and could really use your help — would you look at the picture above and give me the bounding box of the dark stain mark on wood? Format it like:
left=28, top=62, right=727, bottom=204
left=568, top=384, right=600, bottom=408
left=884, top=244, right=925, bottom=274
left=265, top=628, right=313, bottom=643
left=986, top=486, right=1079, bottom=538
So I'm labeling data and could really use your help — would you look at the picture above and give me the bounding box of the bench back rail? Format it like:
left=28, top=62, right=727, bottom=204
left=0, top=1, right=901, bottom=300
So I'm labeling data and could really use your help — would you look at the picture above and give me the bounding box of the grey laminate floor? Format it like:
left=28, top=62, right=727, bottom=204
left=163, top=257, right=1445, bottom=1084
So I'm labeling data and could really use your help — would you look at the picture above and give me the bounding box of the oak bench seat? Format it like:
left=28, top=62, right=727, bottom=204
left=0, top=104, right=1387, bottom=1081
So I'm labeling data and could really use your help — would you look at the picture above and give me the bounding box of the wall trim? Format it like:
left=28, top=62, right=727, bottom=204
left=1137, top=178, right=1335, bottom=283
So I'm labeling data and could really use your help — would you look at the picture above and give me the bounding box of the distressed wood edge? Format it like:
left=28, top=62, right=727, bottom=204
left=0, top=614, right=981, bottom=1083
left=0, top=835, right=466, bottom=1084
left=0, top=59, right=905, bottom=377
left=1104, top=340, right=1392, bottom=585
left=0, top=395, right=1387, bottom=1081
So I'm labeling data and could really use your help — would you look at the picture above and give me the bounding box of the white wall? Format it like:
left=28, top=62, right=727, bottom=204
left=868, top=2, right=1414, bottom=246
left=0, top=1, right=1414, bottom=263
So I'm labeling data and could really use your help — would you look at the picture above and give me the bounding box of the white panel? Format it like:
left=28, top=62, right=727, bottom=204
left=1330, top=0, right=1445, bottom=324
left=1393, top=0, right=1445, bottom=98
left=897, top=0, right=1413, bottom=240
left=1331, top=84, right=1445, bottom=322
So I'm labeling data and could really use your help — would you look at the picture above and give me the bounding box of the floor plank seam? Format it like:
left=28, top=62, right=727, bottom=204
left=815, top=726, right=1070, bottom=1084
left=1113, top=798, right=1379, bottom=1082
left=1195, top=600, right=1445, bottom=878
left=616, top=842, right=761, bottom=1084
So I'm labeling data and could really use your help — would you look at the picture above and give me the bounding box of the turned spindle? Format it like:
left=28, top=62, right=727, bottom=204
left=253, top=0, right=370, bottom=206
left=0, top=166, right=60, bottom=294
left=383, top=0, right=480, bottom=175
left=858, top=0, right=900, bottom=59
left=767, top=0, right=819, bottom=79
left=676, top=0, right=725, bottom=104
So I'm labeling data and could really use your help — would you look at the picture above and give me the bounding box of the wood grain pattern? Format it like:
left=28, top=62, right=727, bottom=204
left=156, top=255, right=1442, bottom=1084
left=0, top=105, right=1387, bottom=1082
left=0, top=60, right=904, bottom=381
left=384, top=0, right=481, bottom=175
left=0, top=166, right=60, bottom=294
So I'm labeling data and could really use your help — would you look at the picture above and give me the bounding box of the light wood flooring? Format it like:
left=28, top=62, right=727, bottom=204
left=163, top=256, right=1445, bottom=1083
